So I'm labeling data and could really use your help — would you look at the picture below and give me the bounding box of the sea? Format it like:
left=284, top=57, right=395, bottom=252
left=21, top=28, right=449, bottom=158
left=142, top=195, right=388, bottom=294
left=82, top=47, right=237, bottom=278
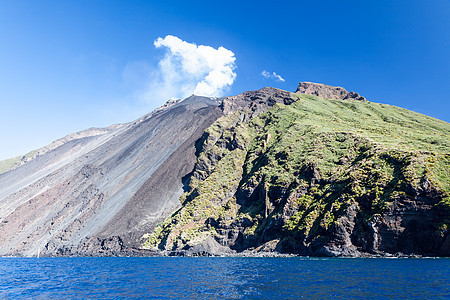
left=0, top=257, right=448, bottom=299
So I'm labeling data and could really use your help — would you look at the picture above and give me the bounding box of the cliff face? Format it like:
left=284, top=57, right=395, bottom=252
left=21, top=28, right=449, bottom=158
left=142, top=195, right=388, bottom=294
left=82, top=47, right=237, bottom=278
left=296, top=82, right=366, bottom=101
left=1, top=82, right=449, bottom=257
left=0, top=95, right=222, bottom=256
left=142, top=84, right=449, bottom=257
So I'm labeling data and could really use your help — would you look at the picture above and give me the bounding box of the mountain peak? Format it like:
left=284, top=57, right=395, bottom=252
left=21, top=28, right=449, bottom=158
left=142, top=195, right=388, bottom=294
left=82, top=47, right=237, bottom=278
left=1, top=82, right=448, bottom=258
left=296, top=82, right=366, bottom=101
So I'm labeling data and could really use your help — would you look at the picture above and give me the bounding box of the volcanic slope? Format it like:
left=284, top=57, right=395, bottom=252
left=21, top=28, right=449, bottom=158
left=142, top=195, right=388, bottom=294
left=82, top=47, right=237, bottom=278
left=142, top=84, right=450, bottom=257
left=0, top=95, right=222, bottom=256
left=1, top=82, right=449, bottom=257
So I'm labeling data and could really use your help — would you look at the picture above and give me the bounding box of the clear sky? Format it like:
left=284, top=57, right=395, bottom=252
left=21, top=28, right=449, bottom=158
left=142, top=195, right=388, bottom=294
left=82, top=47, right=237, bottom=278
left=0, top=0, right=449, bottom=160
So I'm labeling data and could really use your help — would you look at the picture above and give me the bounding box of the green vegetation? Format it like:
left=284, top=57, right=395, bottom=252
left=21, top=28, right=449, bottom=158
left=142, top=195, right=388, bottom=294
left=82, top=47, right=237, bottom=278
left=0, top=149, right=39, bottom=174
left=142, top=112, right=252, bottom=250
left=142, top=92, right=450, bottom=252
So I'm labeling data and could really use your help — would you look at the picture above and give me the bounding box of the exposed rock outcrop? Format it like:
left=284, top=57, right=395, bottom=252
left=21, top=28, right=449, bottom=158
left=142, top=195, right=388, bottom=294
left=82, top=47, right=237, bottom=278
left=220, top=87, right=294, bottom=117
left=296, top=82, right=366, bottom=101
left=142, top=86, right=449, bottom=257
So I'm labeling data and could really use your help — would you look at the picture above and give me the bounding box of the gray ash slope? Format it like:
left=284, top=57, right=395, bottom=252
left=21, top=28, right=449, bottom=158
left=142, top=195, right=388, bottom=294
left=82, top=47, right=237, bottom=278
left=0, top=95, right=222, bottom=256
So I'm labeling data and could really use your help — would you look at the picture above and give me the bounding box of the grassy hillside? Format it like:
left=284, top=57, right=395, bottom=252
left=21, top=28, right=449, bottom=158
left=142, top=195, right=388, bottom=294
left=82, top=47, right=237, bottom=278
left=0, top=150, right=39, bottom=175
left=142, top=93, right=449, bottom=255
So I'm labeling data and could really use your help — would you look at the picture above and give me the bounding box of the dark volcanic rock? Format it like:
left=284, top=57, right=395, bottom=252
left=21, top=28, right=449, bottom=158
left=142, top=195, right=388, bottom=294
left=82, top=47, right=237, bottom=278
left=220, top=87, right=294, bottom=117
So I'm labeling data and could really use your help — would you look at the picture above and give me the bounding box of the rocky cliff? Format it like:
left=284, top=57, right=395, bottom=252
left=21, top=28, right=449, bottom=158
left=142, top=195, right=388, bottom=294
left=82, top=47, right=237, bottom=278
left=141, top=84, right=449, bottom=257
left=1, top=82, right=449, bottom=257
left=296, top=82, right=366, bottom=101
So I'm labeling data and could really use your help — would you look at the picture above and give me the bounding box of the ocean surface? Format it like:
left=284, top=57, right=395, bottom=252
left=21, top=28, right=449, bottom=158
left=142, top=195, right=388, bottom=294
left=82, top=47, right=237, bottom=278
left=0, top=257, right=449, bottom=299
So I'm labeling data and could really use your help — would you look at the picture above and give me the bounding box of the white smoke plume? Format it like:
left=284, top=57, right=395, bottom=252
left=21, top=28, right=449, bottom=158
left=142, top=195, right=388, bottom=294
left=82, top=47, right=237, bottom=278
left=144, top=35, right=236, bottom=102
left=262, top=70, right=285, bottom=82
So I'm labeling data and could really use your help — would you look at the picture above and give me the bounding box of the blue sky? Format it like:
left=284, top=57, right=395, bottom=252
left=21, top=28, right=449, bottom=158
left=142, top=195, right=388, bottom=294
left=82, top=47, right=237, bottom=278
left=0, top=0, right=449, bottom=160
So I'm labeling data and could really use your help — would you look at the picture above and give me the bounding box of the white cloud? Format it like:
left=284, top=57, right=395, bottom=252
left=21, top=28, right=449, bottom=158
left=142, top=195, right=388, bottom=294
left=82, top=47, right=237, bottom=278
left=261, top=70, right=285, bottom=82
left=273, top=73, right=285, bottom=82
left=262, top=70, right=271, bottom=78
left=142, top=35, right=237, bottom=103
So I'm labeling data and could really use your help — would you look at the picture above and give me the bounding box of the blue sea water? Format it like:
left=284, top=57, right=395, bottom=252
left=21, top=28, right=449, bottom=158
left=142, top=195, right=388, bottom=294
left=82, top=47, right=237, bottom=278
left=0, top=257, right=449, bottom=299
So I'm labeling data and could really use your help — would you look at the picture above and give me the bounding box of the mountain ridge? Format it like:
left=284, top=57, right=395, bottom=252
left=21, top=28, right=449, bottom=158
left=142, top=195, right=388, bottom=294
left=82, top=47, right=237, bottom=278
left=0, top=94, right=223, bottom=256
left=0, top=82, right=448, bottom=257
left=142, top=85, right=449, bottom=257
